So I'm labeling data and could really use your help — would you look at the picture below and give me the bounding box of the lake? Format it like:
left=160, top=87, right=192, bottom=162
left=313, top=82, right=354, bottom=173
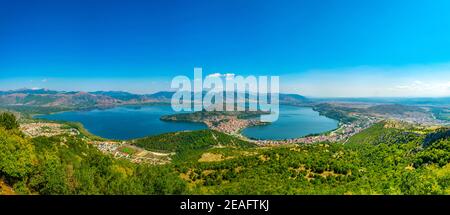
left=241, top=105, right=339, bottom=140
left=36, top=105, right=338, bottom=140
left=36, top=105, right=207, bottom=140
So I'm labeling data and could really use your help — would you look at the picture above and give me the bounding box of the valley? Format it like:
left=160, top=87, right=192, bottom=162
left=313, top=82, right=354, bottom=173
left=0, top=89, right=449, bottom=195
left=3, top=113, right=448, bottom=195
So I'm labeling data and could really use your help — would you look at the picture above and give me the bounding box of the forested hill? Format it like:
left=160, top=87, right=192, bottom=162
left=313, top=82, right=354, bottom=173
left=0, top=112, right=186, bottom=195
left=134, top=121, right=450, bottom=194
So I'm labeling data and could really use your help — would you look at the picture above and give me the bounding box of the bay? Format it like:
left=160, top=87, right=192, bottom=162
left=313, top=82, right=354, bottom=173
left=36, top=105, right=207, bottom=140
left=241, top=105, right=339, bottom=140
left=36, top=105, right=338, bottom=141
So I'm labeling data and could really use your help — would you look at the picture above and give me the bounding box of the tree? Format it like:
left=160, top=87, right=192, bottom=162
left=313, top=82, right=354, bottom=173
left=0, top=128, right=36, bottom=179
left=0, top=112, right=19, bottom=130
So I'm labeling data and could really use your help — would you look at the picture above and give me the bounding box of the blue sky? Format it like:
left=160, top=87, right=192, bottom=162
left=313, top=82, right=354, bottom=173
left=1, top=0, right=449, bottom=96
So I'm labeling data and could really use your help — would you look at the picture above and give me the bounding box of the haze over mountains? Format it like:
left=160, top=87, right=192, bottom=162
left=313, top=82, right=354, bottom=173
left=0, top=88, right=310, bottom=108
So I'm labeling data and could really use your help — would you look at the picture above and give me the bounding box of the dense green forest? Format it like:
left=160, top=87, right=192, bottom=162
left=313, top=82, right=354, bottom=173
left=0, top=113, right=186, bottom=194
left=1, top=112, right=449, bottom=195
left=133, top=130, right=255, bottom=161
left=134, top=121, right=450, bottom=194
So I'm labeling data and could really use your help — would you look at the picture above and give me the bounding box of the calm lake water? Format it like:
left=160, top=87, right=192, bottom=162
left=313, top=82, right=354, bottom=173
left=36, top=105, right=338, bottom=140
left=36, top=105, right=207, bottom=140
left=241, top=105, right=339, bottom=140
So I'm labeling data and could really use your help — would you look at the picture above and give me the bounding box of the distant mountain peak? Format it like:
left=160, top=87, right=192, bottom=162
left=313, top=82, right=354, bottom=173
left=0, top=88, right=310, bottom=108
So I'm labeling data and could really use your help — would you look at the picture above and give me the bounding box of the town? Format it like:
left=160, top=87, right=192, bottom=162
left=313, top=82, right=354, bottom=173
left=203, top=113, right=381, bottom=145
left=19, top=121, right=172, bottom=165
left=17, top=102, right=446, bottom=164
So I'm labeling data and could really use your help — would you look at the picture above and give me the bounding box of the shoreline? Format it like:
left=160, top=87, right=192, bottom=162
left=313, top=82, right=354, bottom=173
left=18, top=103, right=379, bottom=145
left=28, top=103, right=349, bottom=144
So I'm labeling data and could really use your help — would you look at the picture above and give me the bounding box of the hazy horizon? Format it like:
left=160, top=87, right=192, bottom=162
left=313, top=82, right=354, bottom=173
left=1, top=86, right=449, bottom=99
left=1, top=0, right=450, bottom=97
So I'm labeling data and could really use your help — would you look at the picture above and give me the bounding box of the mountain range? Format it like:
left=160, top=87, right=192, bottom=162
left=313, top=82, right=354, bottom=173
left=0, top=88, right=310, bottom=108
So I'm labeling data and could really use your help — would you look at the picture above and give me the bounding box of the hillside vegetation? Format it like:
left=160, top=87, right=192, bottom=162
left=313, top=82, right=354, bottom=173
left=133, top=130, right=255, bottom=161
left=0, top=113, right=186, bottom=194
left=158, top=122, right=450, bottom=194
left=1, top=111, right=449, bottom=195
